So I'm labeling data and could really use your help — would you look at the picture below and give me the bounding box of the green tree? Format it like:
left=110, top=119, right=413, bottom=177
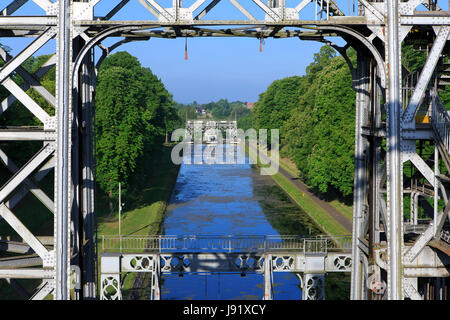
left=95, top=52, right=179, bottom=209
left=95, top=66, right=146, bottom=208
left=251, top=45, right=356, bottom=198
left=305, top=45, right=337, bottom=77
left=402, top=44, right=426, bottom=74
left=252, top=76, right=304, bottom=146
left=177, top=104, right=197, bottom=124
left=237, top=114, right=252, bottom=131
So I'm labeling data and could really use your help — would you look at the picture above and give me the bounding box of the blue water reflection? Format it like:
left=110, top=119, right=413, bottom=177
left=161, top=145, right=301, bottom=300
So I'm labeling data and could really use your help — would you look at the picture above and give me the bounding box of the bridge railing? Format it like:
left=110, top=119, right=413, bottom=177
left=101, top=235, right=352, bottom=254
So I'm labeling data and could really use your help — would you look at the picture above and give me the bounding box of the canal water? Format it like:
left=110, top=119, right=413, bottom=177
left=159, top=145, right=341, bottom=300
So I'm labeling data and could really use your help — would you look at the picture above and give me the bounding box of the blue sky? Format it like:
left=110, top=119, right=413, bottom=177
left=94, top=0, right=341, bottom=104
left=113, top=36, right=324, bottom=104
left=4, top=0, right=448, bottom=104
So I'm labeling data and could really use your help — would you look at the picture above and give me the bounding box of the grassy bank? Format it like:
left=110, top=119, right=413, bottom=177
left=96, top=144, right=181, bottom=297
left=247, top=145, right=350, bottom=237
left=270, top=172, right=349, bottom=236
left=278, top=157, right=353, bottom=221
left=97, top=145, right=180, bottom=236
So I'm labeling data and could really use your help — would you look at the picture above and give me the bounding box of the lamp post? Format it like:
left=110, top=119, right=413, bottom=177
left=119, top=182, right=122, bottom=251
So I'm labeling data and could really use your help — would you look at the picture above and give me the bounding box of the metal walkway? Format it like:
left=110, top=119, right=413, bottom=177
left=101, top=234, right=353, bottom=253
left=100, top=234, right=353, bottom=300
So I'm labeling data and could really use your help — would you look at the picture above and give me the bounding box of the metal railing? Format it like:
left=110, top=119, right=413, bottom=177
left=431, top=89, right=450, bottom=154
left=101, top=234, right=352, bottom=254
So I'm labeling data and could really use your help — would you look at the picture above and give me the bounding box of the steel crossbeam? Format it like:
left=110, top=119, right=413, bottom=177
left=0, top=28, right=56, bottom=84
left=0, top=49, right=55, bottom=109
left=0, top=0, right=448, bottom=300
left=1, top=0, right=29, bottom=16
left=100, top=250, right=352, bottom=300
left=402, top=26, right=450, bottom=129
left=30, top=280, right=54, bottom=300
left=0, top=204, right=50, bottom=260
left=0, top=148, right=54, bottom=212
left=0, top=143, right=54, bottom=204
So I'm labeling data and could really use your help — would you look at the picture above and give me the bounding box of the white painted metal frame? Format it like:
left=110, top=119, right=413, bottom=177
left=0, top=0, right=448, bottom=300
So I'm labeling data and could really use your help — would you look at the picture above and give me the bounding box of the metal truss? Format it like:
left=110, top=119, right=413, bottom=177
left=99, top=249, right=353, bottom=300
left=0, top=0, right=448, bottom=300
left=185, top=120, right=239, bottom=144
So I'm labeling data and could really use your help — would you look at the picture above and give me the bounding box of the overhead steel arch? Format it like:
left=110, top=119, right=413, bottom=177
left=315, top=25, right=386, bottom=89
left=72, top=24, right=387, bottom=100
left=72, top=25, right=151, bottom=90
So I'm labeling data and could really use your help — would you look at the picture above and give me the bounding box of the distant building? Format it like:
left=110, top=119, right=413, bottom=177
left=246, top=102, right=255, bottom=110
left=195, top=107, right=206, bottom=115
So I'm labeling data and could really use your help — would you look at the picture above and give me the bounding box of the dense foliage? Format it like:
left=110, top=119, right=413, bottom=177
left=251, top=43, right=449, bottom=202
left=252, top=75, right=305, bottom=139
left=95, top=52, right=179, bottom=201
left=252, top=46, right=356, bottom=197
left=176, top=99, right=251, bottom=123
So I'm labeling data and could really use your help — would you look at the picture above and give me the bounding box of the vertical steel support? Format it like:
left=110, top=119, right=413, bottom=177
left=100, top=274, right=122, bottom=300
left=350, top=54, right=370, bottom=300
left=55, top=0, right=71, bottom=300
left=151, top=255, right=161, bottom=300
left=71, top=34, right=97, bottom=299
left=81, top=55, right=97, bottom=299
left=70, top=38, right=81, bottom=300
left=263, top=254, right=273, bottom=300
left=100, top=254, right=122, bottom=300
left=372, top=66, right=383, bottom=246
left=386, top=0, right=403, bottom=300
left=302, top=274, right=325, bottom=300
left=434, top=146, right=438, bottom=237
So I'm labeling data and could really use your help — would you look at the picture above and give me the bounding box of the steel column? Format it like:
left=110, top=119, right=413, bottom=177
left=386, top=0, right=403, bottom=300
left=55, top=0, right=71, bottom=300
left=350, top=53, right=370, bottom=300
left=263, top=254, right=273, bottom=300
left=302, top=274, right=325, bottom=300
left=80, top=53, right=97, bottom=299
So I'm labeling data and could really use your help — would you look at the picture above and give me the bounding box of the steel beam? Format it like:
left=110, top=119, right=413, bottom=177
left=6, top=156, right=55, bottom=212
left=1, top=0, right=29, bottom=16
left=0, top=48, right=56, bottom=109
left=0, top=28, right=56, bottom=84
left=1, top=78, right=51, bottom=123
left=0, top=54, right=56, bottom=116
left=385, top=0, right=403, bottom=300
left=402, top=26, right=450, bottom=129
left=30, top=280, right=54, bottom=300
left=0, top=143, right=54, bottom=204
left=54, top=0, right=71, bottom=301
left=80, top=57, right=97, bottom=299
left=0, top=255, right=42, bottom=268
left=0, top=148, right=54, bottom=213
left=0, top=204, right=49, bottom=260
left=0, top=269, right=53, bottom=279
left=263, top=254, right=273, bottom=300
left=350, top=54, right=370, bottom=300
left=0, top=16, right=56, bottom=26
left=103, top=0, right=131, bottom=21
left=0, top=129, right=54, bottom=141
